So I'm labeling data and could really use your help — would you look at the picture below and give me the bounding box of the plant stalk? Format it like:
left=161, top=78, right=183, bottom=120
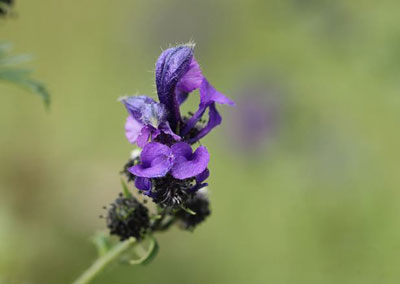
left=72, top=237, right=137, bottom=284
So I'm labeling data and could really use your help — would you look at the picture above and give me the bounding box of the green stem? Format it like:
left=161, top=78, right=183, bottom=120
left=130, top=236, right=157, bottom=265
left=72, top=237, right=137, bottom=284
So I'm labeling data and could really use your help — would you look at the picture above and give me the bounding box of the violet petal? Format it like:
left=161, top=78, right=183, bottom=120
left=125, top=116, right=144, bottom=144
left=121, top=95, right=166, bottom=128
left=196, top=168, right=210, bottom=183
left=176, top=57, right=203, bottom=94
left=157, top=121, right=182, bottom=141
left=188, top=103, right=221, bottom=143
left=182, top=79, right=235, bottom=141
left=136, top=125, right=152, bottom=148
left=134, top=177, right=152, bottom=192
left=171, top=144, right=210, bottom=180
left=155, top=45, right=193, bottom=129
left=121, top=96, right=156, bottom=122
left=130, top=142, right=174, bottom=178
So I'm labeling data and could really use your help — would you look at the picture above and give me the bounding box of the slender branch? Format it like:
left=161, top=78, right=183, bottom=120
left=72, top=237, right=137, bottom=284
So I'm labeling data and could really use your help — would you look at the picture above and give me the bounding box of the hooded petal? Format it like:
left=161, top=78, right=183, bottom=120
left=125, top=116, right=144, bottom=144
left=130, top=142, right=174, bottom=178
left=171, top=143, right=210, bottom=180
left=155, top=45, right=194, bottom=129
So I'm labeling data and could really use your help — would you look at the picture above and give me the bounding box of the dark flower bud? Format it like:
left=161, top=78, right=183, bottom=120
left=106, top=194, right=150, bottom=241
left=175, top=191, right=211, bottom=230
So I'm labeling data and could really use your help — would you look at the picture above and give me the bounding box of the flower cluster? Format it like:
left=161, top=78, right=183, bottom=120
left=107, top=44, right=234, bottom=240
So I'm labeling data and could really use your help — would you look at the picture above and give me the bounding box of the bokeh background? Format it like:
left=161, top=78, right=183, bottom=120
left=1, top=0, right=400, bottom=283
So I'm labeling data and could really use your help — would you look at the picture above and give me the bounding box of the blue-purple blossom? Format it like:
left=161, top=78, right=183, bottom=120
left=107, top=44, right=233, bottom=245
left=120, top=44, right=234, bottom=209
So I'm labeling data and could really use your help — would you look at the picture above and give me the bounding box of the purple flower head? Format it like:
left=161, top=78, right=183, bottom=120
left=119, top=44, right=234, bottom=214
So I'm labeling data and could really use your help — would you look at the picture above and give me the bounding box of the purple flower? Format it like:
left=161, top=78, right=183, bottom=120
left=120, top=44, right=234, bottom=210
left=155, top=45, right=235, bottom=141
left=130, top=142, right=209, bottom=180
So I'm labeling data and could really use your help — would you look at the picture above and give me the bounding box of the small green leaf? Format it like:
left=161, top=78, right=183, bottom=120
left=0, top=42, right=51, bottom=108
left=0, top=54, right=32, bottom=66
left=92, top=231, right=114, bottom=257
left=121, top=179, right=132, bottom=198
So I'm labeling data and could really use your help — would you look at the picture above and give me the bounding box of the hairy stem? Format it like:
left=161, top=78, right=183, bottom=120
left=72, top=237, right=137, bottom=284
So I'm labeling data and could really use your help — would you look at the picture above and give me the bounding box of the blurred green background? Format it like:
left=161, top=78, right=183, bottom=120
left=1, top=0, right=400, bottom=283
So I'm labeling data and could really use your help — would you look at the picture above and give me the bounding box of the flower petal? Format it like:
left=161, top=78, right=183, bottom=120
left=201, top=79, right=235, bottom=106
left=155, top=45, right=194, bottom=129
left=196, top=168, right=210, bottom=183
left=121, top=96, right=156, bottom=122
left=176, top=92, right=188, bottom=106
left=190, top=168, right=210, bottom=191
left=125, top=116, right=144, bottom=144
left=136, top=125, right=152, bottom=148
left=182, top=79, right=235, bottom=141
left=171, top=142, right=193, bottom=159
left=187, top=103, right=221, bottom=143
left=171, top=145, right=210, bottom=180
left=176, top=57, right=203, bottom=94
left=121, top=95, right=166, bottom=127
left=157, top=122, right=182, bottom=142
left=130, top=142, right=174, bottom=178
left=175, top=57, right=203, bottom=105
left=135, top=177, right=152, bottom=192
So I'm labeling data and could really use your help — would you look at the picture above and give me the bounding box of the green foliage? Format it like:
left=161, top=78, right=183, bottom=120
left=0, top=41, right=50, bottom=108
left=121, top=179, right=133, bottom=198
left=92, top=232, right=114, bottom=257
